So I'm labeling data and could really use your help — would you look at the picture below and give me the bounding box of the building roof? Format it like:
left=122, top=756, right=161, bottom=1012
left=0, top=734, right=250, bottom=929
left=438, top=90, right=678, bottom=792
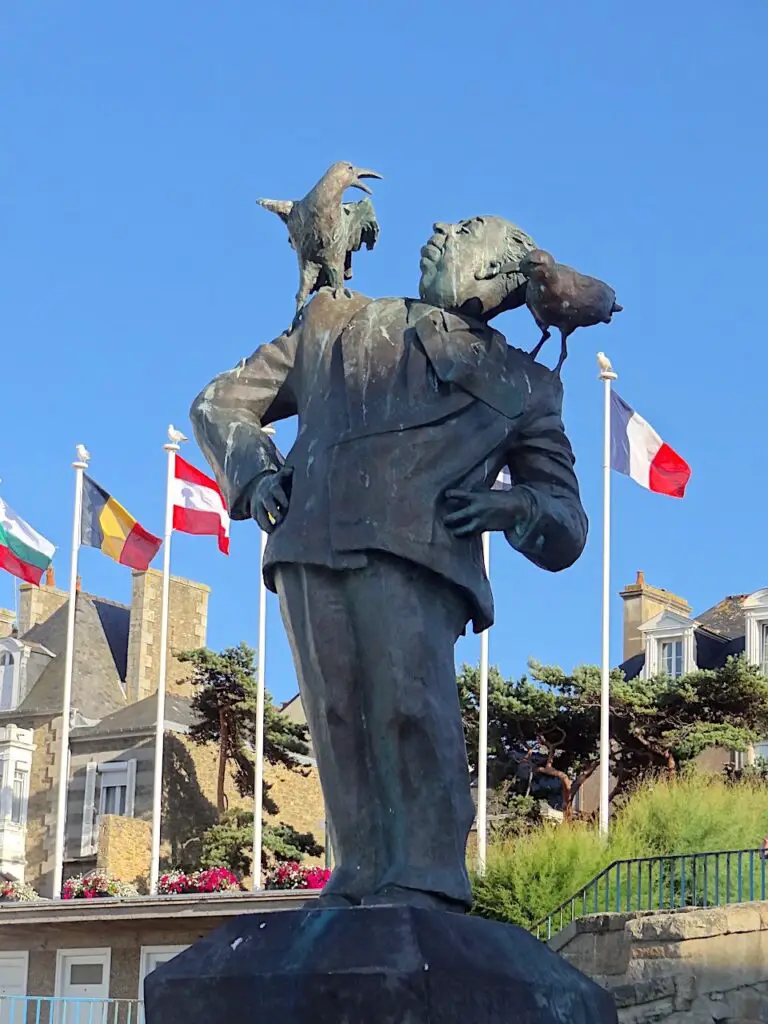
left=695, top=595, right=749, bottom=640
left=15, top=594, right=127, bottom=720
left=70, top=692, right=197, bottom=740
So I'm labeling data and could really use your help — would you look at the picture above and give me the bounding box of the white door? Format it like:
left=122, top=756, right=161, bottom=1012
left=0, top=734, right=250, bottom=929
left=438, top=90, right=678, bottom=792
left=0, top=953, right=28, bottom=1024
left=138, top=947, right=187, bottom=998
left=55, top=949, right=111, bottom=1024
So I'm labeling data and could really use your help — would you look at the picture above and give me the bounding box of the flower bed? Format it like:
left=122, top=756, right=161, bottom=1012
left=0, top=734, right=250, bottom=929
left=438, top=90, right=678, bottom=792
left=62, top=871, right=140, bottom=899
left=0, top=879, right=40, bottom=902
left=265, top=862, right=330, bottom=891
left=157, top=867, right=241, bottom=895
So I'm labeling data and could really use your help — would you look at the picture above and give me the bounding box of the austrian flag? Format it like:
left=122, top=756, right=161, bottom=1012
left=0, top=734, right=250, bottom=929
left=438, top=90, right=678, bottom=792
left=610, top=392, right=691, bottom=498
left=171, top=455, right=230, bottom=554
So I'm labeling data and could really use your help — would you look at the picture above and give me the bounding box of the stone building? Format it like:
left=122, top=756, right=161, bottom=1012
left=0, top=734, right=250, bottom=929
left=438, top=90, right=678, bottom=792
left=0, top=568, right=324, bottom=896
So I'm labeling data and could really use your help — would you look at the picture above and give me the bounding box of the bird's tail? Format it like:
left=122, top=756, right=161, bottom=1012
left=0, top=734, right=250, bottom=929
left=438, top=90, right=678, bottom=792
left=612, top=302, right=624, bottom=313
left=256, top=198, right=294, bottom=222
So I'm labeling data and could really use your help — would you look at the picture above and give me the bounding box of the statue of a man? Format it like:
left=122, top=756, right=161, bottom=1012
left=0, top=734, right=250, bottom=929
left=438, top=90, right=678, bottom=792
left=190, top=215, right=588, bottom=913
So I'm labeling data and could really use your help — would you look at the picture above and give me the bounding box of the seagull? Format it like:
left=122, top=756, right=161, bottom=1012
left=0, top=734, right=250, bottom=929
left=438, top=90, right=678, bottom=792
left=76, top=444, right=91, bottom=463
left=168, top=425, right=188, bottom=444
left=597, top=352, right=613, bottom=373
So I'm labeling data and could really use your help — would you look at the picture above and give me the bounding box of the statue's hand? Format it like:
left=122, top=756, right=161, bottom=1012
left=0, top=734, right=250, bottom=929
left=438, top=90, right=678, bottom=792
left=246, top=467, right=293, bottom=534
left=443, top=487, right=532, bottom=538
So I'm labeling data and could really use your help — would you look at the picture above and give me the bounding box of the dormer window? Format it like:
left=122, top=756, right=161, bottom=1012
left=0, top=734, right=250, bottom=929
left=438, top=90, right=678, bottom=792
left=639, top=609, right=696, bottom=680
left=660, top=638, right=684, bottom=678
left=0, top=652, right=14, bottom=709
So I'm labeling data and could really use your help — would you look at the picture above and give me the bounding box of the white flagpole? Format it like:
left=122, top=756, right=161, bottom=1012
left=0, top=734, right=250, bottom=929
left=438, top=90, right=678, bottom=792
left=598, top=353, right=617, bottom=835
left=52, top=444, right=89, bottom=899
left=477, top=531, right=491, bottom=873
left=252, top=425, right=275, bottom=891
left=149, top=432, right=181, bottom=893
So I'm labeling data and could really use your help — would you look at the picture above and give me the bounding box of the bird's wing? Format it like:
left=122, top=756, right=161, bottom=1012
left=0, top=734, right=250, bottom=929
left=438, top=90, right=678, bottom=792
left=256, top=198, right=294, bottom=225
left=340, top=198, right=380, bottom=281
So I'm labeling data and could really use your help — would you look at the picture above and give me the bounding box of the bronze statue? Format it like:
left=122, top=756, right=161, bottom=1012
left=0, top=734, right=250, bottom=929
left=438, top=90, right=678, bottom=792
left=257, top=161, right=381, bottom=318
left=190, top=208, right=588, bottom=914
left=512, top=248, right=623, bottom=372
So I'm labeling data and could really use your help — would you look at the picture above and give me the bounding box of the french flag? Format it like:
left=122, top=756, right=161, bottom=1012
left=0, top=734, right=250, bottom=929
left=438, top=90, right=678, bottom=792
left=171, top=455, right=231, bottom=554
left=610, top=392, right=691, bottom=498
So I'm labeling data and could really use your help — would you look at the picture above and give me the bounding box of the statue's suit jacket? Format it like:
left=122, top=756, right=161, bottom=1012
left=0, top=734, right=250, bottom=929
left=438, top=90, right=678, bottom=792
left=190, top=289, right=588, bottom=631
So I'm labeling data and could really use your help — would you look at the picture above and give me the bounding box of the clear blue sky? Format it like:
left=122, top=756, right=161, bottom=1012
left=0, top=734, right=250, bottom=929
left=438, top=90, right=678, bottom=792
left=2, top=2, right=766, bottom=704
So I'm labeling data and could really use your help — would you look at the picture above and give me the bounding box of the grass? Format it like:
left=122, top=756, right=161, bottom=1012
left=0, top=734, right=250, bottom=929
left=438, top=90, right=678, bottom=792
left=471, top=773, right=768, bottom=930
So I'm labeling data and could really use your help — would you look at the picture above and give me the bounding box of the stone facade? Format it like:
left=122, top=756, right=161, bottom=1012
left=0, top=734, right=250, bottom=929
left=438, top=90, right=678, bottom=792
left=24, top=718, right=60, bottom=892
left=126, top=570, right=210, bottom=702
left=552, top=902, right=768, bottom=1022
left=0, top=607, right=14, bottom=638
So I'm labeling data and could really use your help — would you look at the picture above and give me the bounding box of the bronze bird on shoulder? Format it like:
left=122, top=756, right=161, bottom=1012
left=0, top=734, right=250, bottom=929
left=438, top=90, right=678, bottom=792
left=257, top=161, right=382, bottom=319
left=508, top=249, right=623, bottom=373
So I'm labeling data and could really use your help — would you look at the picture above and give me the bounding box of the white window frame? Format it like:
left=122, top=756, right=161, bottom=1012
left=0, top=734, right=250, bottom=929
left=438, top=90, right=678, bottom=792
left=138, top=946, right=188, bottom=998
left=640, top=610, right=696, bottom=680
left=9, top=763, right=28, bottom=826
left=0, top=641, right=22, bottom=712
left=658, top=637, right=685, bottom=679
left=97, top=761, right=136, bottom=819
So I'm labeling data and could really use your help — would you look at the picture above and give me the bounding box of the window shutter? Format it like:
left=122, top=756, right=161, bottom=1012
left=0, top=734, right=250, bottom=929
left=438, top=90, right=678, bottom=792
left=125, top=759, right=137, bottom=817
left=80, top=762, right=97, bottom=855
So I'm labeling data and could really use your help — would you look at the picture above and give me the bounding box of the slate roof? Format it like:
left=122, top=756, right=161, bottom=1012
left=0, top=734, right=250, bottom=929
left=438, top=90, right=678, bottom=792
left=15, top=594, right=127, bottom=720
left=70, top=692, right=197, bottom=740
left=695, top=595, right=749, bottom=640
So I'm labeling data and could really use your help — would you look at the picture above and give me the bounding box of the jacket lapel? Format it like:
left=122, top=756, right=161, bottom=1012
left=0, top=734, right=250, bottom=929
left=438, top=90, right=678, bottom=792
left=414, top=309, right=526, bottom=420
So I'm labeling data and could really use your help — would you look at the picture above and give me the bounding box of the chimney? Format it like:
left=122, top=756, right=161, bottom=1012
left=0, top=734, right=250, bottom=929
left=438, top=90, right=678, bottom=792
left=0, top=609, right=15, bottom=639
left=18, top=570, right=68, bottom=635
left=75, top=575, right=82, bottom=593
left=620, top=571, right=692, bottom=661
left=126, top=569, right=210, bottom=704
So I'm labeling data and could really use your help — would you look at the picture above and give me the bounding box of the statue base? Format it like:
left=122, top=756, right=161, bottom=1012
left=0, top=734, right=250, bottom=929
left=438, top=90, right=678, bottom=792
left=144, top=904, right=616, bottom=1023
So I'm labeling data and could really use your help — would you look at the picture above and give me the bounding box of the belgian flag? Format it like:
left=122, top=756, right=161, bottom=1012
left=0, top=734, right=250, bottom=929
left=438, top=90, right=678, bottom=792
left=81, top=476, right=162, bottom=571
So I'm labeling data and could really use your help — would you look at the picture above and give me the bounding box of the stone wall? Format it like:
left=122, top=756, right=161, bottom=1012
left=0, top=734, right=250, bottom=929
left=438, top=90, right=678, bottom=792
left=552, top=902, right=768, bottom=1022
left=126, top=570, right=210, bottom=703
left=25, top=718, right=60, bottom=896
left=0, top=607, right=14, bottom=638
left=97, top=815, right=153, bottom=889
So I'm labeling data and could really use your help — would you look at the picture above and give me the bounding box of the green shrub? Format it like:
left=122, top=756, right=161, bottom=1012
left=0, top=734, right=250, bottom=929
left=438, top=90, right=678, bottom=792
left=471, top=774, right=768, bottom=928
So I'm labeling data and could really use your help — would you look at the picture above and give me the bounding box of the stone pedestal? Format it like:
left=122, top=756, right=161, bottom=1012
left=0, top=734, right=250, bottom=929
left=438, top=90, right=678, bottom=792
left=144, top=905, right=616, bottom=1023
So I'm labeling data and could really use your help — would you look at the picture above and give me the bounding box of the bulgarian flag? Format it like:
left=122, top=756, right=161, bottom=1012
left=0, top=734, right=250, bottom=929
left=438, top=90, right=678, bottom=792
left=171, top=455, right=230, bottom=554
left=610, top=391, right=691, bottom=498
left=0, top=495, right=56, bottom=585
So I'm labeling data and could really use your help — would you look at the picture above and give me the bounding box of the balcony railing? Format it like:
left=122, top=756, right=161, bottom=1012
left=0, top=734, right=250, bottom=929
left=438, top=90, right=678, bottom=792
left=533, top=847, right=768, bottom=941
left=0, top=997, right=143, bottom=1024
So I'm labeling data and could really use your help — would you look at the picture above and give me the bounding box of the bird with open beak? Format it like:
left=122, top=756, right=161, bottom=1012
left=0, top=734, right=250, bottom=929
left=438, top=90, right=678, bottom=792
left=257, top=161, right=383, bottom=320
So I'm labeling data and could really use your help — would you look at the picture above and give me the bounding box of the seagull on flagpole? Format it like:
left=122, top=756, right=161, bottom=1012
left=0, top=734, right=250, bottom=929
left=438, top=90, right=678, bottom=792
left=597, top=352, right=613, bottom=374
left=76, top=444, right=91, bottom=464
left=168, top=425, right=188, bottom=444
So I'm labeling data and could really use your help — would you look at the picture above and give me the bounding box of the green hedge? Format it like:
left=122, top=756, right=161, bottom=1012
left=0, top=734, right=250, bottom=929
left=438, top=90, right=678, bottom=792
left=471, top=774, right=768, bottom=929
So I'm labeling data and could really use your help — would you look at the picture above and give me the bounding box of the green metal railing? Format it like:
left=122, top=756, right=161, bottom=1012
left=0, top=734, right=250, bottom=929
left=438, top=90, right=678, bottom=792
left=534, top=847, right=767, bottom=941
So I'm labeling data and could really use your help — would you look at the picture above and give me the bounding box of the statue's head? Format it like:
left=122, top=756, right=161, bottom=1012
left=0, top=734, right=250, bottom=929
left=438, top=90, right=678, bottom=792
left=419, top=216, right=536, bottom=321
